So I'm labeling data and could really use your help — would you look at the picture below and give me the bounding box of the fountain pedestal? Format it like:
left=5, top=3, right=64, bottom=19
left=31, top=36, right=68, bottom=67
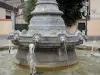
left=9, top=0, right=84, bottom=68
left=16, top=45, right=78, bottom=67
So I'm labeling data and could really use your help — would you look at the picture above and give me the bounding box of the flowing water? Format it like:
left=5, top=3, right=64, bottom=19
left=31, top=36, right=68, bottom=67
left=0, top=49, right=100, bottom=75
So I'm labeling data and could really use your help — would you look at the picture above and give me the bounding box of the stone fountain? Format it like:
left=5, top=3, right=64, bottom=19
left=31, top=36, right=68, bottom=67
left=9, top=0, right=84, bottom=68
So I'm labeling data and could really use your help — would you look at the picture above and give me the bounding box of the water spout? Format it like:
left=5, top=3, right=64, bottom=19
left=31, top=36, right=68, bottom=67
left=28, top=44, right=36, bottom=75
left=9, top=40, right=13, bottom=54
left=90, top=40, right=96, bottom=55
left=63, top=41, right=70, bottom=75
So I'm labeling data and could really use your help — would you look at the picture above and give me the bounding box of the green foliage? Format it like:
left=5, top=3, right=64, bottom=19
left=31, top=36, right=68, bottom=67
left=23, top=0, right=85, bottom=26
left=23, top=0, right=36, bottom=23
left=56, top=0, right=85, bottom=26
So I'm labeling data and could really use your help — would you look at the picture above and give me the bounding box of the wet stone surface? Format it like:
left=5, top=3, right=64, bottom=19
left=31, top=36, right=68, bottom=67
left=0, top=49, right=100, bottom=75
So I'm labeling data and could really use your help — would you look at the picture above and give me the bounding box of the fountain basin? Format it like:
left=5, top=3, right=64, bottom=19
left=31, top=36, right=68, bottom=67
left=0, top=48, right=100, bottom=75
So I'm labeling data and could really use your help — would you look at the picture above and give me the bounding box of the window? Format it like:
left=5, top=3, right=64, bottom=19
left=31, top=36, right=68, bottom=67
left=6, top=15, right=11, bottom=19
left=6, top=10, right=11, bottom=19
left=78, top=23, right=86, bottom=32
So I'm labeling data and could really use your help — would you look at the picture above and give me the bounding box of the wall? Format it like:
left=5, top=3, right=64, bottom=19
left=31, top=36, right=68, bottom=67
left=0, top=19, right=12, bottom=35
left=0, top=8, right=6, bottom=19
left=16, top=9, right=27, bottom=24
left=90, top=0, right=100, bottom=19
left=87, top=20, right=100, bottom=36
left=86, top=0, right=100, bottom=36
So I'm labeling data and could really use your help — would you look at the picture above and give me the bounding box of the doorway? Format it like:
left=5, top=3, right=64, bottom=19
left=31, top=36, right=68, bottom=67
left=78, top=23, right=86, bottom=32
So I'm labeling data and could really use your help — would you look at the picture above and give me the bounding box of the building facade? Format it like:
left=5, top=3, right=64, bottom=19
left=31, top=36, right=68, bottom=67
left=0, top=0, right=100, bottom=39
left=77, top=0, right=100, bottom=41
left=87, top=0, right=100, bottom=36
left=0, top=1, right=20, bottom=38
left=0, top=7, right=12, bottom=35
